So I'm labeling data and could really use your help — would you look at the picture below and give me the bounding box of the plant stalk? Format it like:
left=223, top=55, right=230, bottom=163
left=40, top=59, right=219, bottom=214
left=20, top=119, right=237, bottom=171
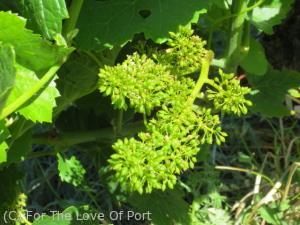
left=188, top=51, right=213, bottom=105
left=29, top=121, right=144, bottom=158
left=225, top=0, right=248, bottom=73
left=63, top=0, right=85, bottom=38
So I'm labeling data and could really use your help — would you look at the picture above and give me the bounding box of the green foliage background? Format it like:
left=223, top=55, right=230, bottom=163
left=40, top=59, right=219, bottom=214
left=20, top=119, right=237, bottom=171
left=0, top=0, right=299, bottom=225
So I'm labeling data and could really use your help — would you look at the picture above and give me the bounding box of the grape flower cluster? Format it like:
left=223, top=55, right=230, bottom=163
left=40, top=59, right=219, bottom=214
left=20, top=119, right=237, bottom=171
left=99, top=27, right=252, bottom=194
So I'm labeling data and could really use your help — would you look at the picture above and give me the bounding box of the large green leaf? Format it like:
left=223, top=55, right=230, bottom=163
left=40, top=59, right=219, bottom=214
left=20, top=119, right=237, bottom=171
left=0, top=44, right=16, bottom=113
left=0, top=11, right=71, bottom=73
left=23, top=0, right=69, bottom=39
left=249, top=0, right=294, bottom=35
left=6, top=65, right=60, bottom=123
left=248, top=69, right=300, bottom=117
left=76, top=0, right=209, bottom=49
left=240, top=38, right=269, bottom=76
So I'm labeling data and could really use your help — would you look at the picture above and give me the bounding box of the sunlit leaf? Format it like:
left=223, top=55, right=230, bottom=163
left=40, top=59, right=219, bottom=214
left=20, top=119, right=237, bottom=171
left=250, top=0, right=294, bottom=34
left=22, top=0, right=69, bottom=39
left=6, top=65, right=60, bottom=123
left=0, top=11, right=71, bottom=73
left=0, top=44, right=16, bottom=113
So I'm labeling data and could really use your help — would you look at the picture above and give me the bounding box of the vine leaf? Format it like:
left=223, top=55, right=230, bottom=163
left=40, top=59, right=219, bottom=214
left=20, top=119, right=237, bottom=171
left=6, top=65, right=60, bottom=123
left=57, top=154, right=86, bottom=187
left=76, top=0, right=209, bottom=50
left=240, top=38, right=269, bottom=76
left=0, top=44, right=16, bottom=114
left=248, top=68, right=300, bottom=117
left=0, top=11, right=72, bottom=73
left=0, top=43, right=16, bottom=164
left=249, top=0, right=294, bottom=35
left=22, top=0, right=69, bottom=39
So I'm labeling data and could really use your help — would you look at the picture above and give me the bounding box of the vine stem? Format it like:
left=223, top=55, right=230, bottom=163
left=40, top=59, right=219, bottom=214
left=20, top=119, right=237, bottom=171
left=33, top=128, right=115, bottom=147
left=29, top=122, right=144, bottom=158
left=188, top=51, right=213, bottom=105
left=0, top=65, right=60, bottom=120
left=225, top=0, right=248, bottom=73
left=208, top=0, right=265, bottom=49
left=63, top=0, right=85, bottom=38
